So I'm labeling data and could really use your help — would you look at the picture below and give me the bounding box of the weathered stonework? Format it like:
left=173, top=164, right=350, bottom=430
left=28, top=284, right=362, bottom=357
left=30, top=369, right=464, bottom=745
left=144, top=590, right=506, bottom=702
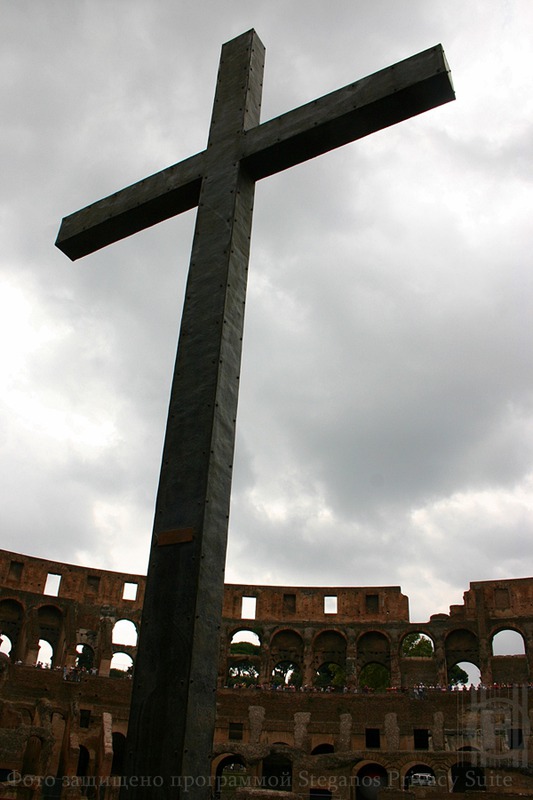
left=0, top=548, right=532, bottom=798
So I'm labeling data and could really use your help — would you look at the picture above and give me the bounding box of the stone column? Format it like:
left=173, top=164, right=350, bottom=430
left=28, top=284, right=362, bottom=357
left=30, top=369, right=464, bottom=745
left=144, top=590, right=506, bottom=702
left=336, top=713, right=352, bottom=751
left=23, top=607, right=39, bottom=666
left=525, top=633, right=533, bottom=680
left=433, top=634, right=447, bottom=686
left=301, top=629, right=315, bottom=688
left=388, top=633, right=401, bottom=688
left=98, top=617, right=113, bottom=678
left=259, top=629, right=272, bottom=685
left=479, top=637, right=492, bottom=685
left=293, top=712, right=310, bottom=751
left=345, top=631, right=357, bottom=689
left=248, top=706, right=265, bottom=745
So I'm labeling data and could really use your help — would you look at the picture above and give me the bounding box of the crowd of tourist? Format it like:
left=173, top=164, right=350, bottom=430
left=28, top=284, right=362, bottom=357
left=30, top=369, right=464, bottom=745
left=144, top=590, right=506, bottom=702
left=7, top=660, right=533, bottom=693
left=224, top=680, right=533, bottom=694
left=28, top=662, right=99, bottom=680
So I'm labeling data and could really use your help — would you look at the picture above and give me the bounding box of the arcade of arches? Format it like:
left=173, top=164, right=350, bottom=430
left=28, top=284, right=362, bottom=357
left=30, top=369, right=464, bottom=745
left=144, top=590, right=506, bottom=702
left=0, top=549, right=532, bottom=797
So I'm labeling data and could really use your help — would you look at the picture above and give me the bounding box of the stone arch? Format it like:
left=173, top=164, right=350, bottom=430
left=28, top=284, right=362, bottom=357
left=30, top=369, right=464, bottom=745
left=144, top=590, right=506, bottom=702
left=450, top=761, right=485, bottom=792
left=227, top=629, right=261, bottom=686
left=270, top=629, right=304, bottom=685
left=491, top=627, right=526, bottom=655
left=490, top=626, right=529, bottom=683
left=0, top=599, right=24, bottom=661
left=227, top=660, right=259, bottom=687
left=314, top=661, right=345, bottom=689
left=214, top=754, right=247, bottom=799
left=36, top=639, right=54, bottom=667
left=75, top=643, right=95, bottom=670
left=271, top=660, right=302, bottom=687
left=111, top=732, right=126, bottom=776
left=449, top=661, right=481, bottom=687
left=261, top=752, right=292, bottom=791
left=312, top=630, right=346, bottom=674
left=230, top=628, right=261, bottom=647
left=37, top=605, right=64, bottom=667
left=352, top=761, right=388, bottom=799
left=357, top=631, right=390, bottom=669
left=213, top=752, right=246, bottom=770
left=399, top=631, right=437, bottom=688
left=358, top=662, right=390, bottom=691
left=444, top=629, right=479, bottom=671
left=400, top=631, right=435, bottom=657
left=110, top=652, right=133, bottom=677
left=311, top=743, right=334, bottom=755
left=270, top=629, right=303, bottom=664
left=403, top=763, right=436, bottom=790
left=111, top=619, right=138, bottom=647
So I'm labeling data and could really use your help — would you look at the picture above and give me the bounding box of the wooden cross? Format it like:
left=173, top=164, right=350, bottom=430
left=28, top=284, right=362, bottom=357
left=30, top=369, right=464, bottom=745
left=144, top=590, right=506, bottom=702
left=56, top=30, right=454, bottom=799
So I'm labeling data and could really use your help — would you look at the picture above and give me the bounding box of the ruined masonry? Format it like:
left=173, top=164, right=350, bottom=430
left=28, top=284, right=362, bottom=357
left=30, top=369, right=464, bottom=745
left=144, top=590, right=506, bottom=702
left=0, top=548, right=532, bottom=798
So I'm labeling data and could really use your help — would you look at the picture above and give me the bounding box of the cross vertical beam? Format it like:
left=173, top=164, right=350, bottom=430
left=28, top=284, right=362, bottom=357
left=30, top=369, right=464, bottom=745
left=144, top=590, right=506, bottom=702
left=122, top=31, right=263, bottom=797
left=55, top=29, right=455, bottom=800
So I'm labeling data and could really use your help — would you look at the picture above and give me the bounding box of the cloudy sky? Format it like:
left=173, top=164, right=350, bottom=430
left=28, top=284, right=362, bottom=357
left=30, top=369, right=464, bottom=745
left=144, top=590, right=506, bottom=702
left=1, top=0, right=532, bottom=623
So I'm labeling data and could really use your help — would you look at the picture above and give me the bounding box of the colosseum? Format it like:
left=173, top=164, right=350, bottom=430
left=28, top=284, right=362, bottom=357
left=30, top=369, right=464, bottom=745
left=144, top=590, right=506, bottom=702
left=0, top=548, right=532, bottom=798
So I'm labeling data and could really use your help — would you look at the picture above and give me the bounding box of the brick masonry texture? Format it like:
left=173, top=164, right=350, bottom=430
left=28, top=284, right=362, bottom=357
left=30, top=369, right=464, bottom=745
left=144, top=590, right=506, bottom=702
left=0, top=548, right=532, bottom=798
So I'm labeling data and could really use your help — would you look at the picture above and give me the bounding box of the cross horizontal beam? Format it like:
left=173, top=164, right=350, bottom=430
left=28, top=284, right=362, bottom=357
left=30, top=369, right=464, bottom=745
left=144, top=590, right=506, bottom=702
left=56, top=44, right=453, bottom=261
left=242, top=44, right=453, bottom=179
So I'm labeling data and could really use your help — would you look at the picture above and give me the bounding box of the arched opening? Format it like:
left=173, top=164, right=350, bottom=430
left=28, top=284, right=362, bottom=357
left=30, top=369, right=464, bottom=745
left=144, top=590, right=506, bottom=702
left=76, top=745, right=89, bottom=777
left=261, top=754, right=292, bottom=792
left=451, top=762, right=485, bottom=792
left=354, top=763, right=388, bottom=800
left=36, top=639, right=53, bottom=668
left=314, top=662, right=345, bottom=690
left=492, top=629, right=526, bottom=656
left=230, top=629, right=261, bottom=650
left=227, top=661, right=259, bottom=687
left=448, top=661, right=481, bottom=688
left=270, top=630, right=304, bottom=669
left=445, top=629, right=479, bottom=676
left=0, top=634, right=12, bottom=657
left=0, top=599, right=23, bottom=661
left=312, top=631, right=346, bottom=678
left=111, top=733, right=126, bottom=776
left=215, top=755, right=247, bottom=800
left=37, top=606, right=64, bottom=667
left=110, top=652, right=133, bottom=678
left=400, top=632, right=434, bottom=657
left=359, top=662, right=390, bottom=692
left=272, top=660, right=302, bottom=687
left=404, top=764, right=436, bottom=790
left=22, top=735, right=42, bottom=776
left=228, top=629, right=261, bottom=686
left=112, top=619, right=137, bottom=646
left=357, top=632, right=390, bottom=689
left=311, top=744, right=334, bottom=755
left=75, top=644, right=95, bottom=671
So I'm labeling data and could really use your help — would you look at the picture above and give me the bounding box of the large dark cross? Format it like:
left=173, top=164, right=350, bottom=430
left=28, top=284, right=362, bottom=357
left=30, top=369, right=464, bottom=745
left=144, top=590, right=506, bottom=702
left=56, top=29, right=454, bottom=799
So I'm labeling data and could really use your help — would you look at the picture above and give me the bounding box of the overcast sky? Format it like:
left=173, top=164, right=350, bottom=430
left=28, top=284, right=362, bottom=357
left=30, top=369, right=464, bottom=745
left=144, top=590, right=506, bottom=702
left=1, top=0, right=532, bottom=623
